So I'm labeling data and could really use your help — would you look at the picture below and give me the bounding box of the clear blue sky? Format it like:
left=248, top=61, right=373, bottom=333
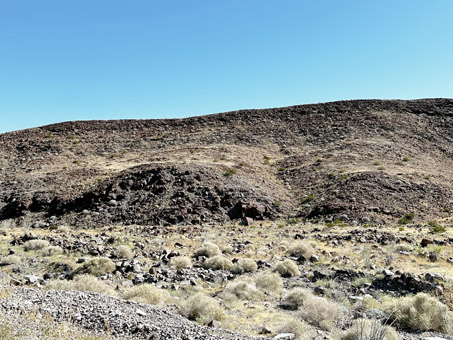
left=1, top=0, right=452, bottom=133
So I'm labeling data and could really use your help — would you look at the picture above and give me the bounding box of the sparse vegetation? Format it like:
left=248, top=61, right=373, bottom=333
left=287, top=241, right=316, bottom=259
left=41, top=245, right=63, bottom=256
left=0, top=254, right=21, bottom=265
left=255, top=271, right=283, bottom=294
left=384, top=292, right=453, bottom=333
left=272, top=260, right=300, bottom=277
left=397, top=212, right=414, bottom=225
left=123, top=284, right=170, bottom=305
left=169, top=256, right=192, bottom=269
left=46, top=274, right=116, bottom=296
left=224, top=168, right=237, bottom=176
left=203, top=255, right=233, bottom=270
left=194, top=242, right=221, bottom=258
left=23, top=239, right=50, bottom=251
left=74, top=257, right=116, bottom=277
left=179, top=293, right=224, bottom=325
left=231, top=258, right=258, bottom=274
left=115, top=244, right=133, bottom=259
left=341, top=318, right=399, bottom=340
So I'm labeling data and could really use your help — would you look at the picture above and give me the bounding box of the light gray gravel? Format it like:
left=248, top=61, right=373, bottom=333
left=0, top=287, right=265, bottom=340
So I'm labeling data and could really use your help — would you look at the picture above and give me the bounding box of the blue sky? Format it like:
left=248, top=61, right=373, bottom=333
left=1, top=0, right=452, bottom=133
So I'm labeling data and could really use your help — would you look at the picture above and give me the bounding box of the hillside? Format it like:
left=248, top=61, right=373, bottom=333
left=1, top=99, right=452, bottom=227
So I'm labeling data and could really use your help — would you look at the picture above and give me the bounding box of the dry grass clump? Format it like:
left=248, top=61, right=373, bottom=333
left=384, top=292, right=453, bottom=333
left=74, top=257, right=116, bottom=277
left=254, top=271, right=283, bottom=294
left=341, top=318, right=399, bottom=340
left=179, top=292, right=224, bottom=325
left=221, top=277, right=264, bottom=301
left=298, top=293, right=342, bottom=330
left=231, top=258, right=258, bottom=274
left=23, top=239, right=50, bottom=251
left=123, top=284, right=170, bottom=305
left=0, top=255, right=21, bottom=265
left=287, top=241, right=316, bottom=259
left=282, top=288, right=311, bottom=309
left=221, top=244, right=233, bottom=254
left=41, top=246, right=63, bottom=257
left=272, top=260, right=300, bottom=277
left=277, top=317, right=308, bottom=340
left=46, top=274, right=116, bottom=296
left=194, top=242, right=221, bottom=258
left=115, top=245, right=133, bottom=259
left=203, top=255, right=233, bottom=270
left=169, top=256, right=192, bottom=269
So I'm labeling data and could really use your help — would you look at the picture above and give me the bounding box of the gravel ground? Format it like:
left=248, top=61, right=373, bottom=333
left=0, top=287, right=264, bottom=340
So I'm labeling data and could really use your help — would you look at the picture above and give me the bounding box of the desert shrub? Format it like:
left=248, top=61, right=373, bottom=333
left=221, top=277, right=264, bottom=301
left=272, top=260, right=300, bottom=277
left=384, top=292, right=453, bottom=333
left=0, top=255, right=21, bottom=265
left=341, top=318, right=399, bottom=340
left=115, top=245, right=133, bottom=259
left=231, top=258, right=258, bottom=274
left=220, top=244, right=233, bottom=254
left=298, top=293, right=342, bottom=329
left=255, top=271, right=283, bottom=294
left=396, top=244, right=413, bottom=252
left=170, top=256, right=192, bottom=270
left=194, top=242, right=221, bottom=258
left=123, top=284, right=170, bottom=305
left=179, top=293, right=224, bottom=325
left=41, top=246, right=63, bottom=257
left=46, top=274, right=116, bottom=296
left=203, top=255, right=233, bottom=270
left=287, top=241, right=316, bottom=259
left=74, top=257, right=116, bottom=277
left=23, top=239, right=50, bottom=251
left=277, top=317, right=308, bottom=340
left=282, top=288, right=311, bottom=309
left=397, top=213, right=414, bottom=225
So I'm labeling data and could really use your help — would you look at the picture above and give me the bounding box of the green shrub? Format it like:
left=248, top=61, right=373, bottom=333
left=46, top=274, right=116, bottom=296
left=428, top=221, right=446, bottom=233
left=123, top=284, right=170, bottom=305
left=41, top=246, right=63, bottom=257
left=397, top=213, right=414, bottom=225
left=301, top=195, right=314, bottom=204
left=287, top=241, right=316, bottom=259
left=179, top=293, right=224, bottom=325
left=254, top=271, right=283, bottom=294
left=231, top=258, right=258, bottom=274
left=385, top=293, right=453, bottom=333
left=203, top=255, right=233, bottom=270
left=169, top=256, right=192, bottom=270
left=341, top=318, right=399, bottom=340
left=23, top=239, right=50, bottom=251
left=115, top=245, right=133, bottom=259
left=194, top=242, right=221, bottom=258
left=224, top=168, right=237, bottom=176
left=272, top=260, right=300, bottom=277
left=74, top=257, right=116, bottom=277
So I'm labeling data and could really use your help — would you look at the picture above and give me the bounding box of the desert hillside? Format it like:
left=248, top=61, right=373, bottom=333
left=0, top=99, right=452, bottom=227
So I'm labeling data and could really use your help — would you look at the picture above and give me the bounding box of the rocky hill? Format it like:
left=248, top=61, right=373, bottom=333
left=1, top=99, right=452, bottom=227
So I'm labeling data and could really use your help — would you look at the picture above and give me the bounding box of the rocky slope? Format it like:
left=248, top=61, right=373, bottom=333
left=0, top=99, right=452, bottom=226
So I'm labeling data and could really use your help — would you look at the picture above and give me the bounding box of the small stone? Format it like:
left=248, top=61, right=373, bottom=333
left=136, top=309, right=147, bottom=316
